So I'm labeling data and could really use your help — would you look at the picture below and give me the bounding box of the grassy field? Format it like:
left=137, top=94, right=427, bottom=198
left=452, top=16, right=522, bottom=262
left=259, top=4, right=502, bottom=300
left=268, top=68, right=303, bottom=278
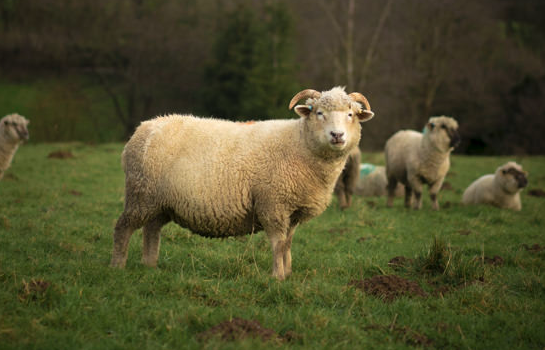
left=0, top=143, right=544, bottom=349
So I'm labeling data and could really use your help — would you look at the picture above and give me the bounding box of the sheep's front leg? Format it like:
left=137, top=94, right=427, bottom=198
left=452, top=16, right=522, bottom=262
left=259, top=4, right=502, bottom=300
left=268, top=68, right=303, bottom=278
left=268, top=234, right=286, bottom=280
left=283, top=224, right=298, bottom=277
left=429, top=180, right=443, bottom=211
left=410, top=179, right=424, bottom=210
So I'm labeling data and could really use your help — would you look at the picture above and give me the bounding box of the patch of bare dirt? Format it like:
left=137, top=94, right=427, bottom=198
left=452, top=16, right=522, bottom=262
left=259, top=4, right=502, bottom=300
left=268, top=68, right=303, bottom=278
left=441, top=182, right=454, bottom=191
left=364, top=323, right=433, bottom=347
left=457, top=229, right=472, bottom=236
left=349, top=275, right=428, bottom=302
left=18, top=279, right=51, bottom=301
left=197, top=318, right=288, bottom=343
left=528, top=188, right=545, bottom=197
left=523, top=244, right=544, bottom=252
left=69, top=190, right=82, bottom=196
left=48, top=150, right=74, bottom=159
left=483, top=255, right=504, bottom=266
left=388, top=256, right=414, bottom=270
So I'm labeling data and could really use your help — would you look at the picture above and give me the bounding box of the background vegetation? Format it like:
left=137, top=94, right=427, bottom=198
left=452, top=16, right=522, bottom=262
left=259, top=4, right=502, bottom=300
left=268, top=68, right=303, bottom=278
left=1, top=0, right=544, bottom=153
left=0, top=145, right=544, bottom=349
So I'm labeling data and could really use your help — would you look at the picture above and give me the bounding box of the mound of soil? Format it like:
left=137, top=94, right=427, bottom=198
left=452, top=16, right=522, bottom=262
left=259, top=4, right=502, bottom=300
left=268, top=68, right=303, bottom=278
left=198, top=318, right=283, bottom=343
left=388, top=256, right=414, bottom=270
left=441, top=182, right=454, bottom=191
left=18, top=279, right=51, bottom=301
left=523, top=244, right=544, bottom=252
left=528, top=188, right=545, bottom=197
left=484, top=255, right=504, bottom=266
left=365, top=324, right=433, bottom=347
left=48, top=150, right=74, bottom=159
left=349, top=275, right=428, bottom=302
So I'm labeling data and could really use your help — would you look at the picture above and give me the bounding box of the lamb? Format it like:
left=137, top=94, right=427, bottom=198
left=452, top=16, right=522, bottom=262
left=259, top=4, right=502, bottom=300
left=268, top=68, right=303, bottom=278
left=334, top=146, right=361, bottom=209
left=355, top=164, right=404, bottom=197
left=385, top=116, right=460, bottom=210
left=462, top=162, right=527, bottom=211
left=110, top=87, right=375, bottom=280
left=0, top=113, right=30, bottom=180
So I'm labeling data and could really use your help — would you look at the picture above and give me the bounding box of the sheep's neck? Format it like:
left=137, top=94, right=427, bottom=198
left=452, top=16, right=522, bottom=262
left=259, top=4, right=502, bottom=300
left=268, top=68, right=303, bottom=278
left=419, top=137, right=449, bottom=170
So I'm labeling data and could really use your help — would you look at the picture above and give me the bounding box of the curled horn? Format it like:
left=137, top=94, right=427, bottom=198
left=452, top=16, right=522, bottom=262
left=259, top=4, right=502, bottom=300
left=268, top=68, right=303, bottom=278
left=348, top=92, right=372, bottom=111
left=288, top=89, right=321, bottom=110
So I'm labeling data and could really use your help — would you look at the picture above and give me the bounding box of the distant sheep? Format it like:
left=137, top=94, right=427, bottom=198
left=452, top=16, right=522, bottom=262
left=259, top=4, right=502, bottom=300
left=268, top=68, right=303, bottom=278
left=385, top=116, right=460, bottom=210
left=110, top=87, right=375, bottom=280
left=355, top=164, right=404, bottom=197
left=0, top=113, right=29, bottom=180
left=334, top=146, right=361, bottom=209
left=462, top=162, right=528, bottom=211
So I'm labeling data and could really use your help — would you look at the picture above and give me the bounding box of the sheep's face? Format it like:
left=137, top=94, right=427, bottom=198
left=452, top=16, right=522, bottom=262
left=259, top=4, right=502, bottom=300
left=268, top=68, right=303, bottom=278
left=1, top=114, right=30, bottom=143
left=495, top=162, right=528, bottom=194
left=425, top=116, right=459, bottom=152
left=293, top=87, right=374, bottom=156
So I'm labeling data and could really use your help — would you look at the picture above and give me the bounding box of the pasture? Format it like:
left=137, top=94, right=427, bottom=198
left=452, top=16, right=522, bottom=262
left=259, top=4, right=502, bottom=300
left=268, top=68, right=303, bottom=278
left=0, top=143, right=544, bottom=349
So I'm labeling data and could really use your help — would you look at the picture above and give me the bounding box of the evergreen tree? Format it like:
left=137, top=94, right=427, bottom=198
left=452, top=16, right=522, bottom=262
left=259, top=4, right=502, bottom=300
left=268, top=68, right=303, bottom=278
left=202, top=2, right=298, bottom=121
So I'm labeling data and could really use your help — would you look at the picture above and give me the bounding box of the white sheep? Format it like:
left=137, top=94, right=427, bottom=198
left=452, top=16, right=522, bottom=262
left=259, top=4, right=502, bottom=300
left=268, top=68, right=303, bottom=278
left=334, top=146, right=361, bottom=209
left=385, top=116, right=460, bottom=210
left=354, top=164, right=404, bottom=197
left=462, top=161, right=528, bottom=211
left=110, top=87, right=375, bottom=280
left=0, top=113, right=29, bottom=180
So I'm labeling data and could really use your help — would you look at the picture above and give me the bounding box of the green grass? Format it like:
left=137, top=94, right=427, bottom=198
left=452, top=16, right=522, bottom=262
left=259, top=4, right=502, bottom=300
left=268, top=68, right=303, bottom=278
left=1, top=144, right=544, bottom=349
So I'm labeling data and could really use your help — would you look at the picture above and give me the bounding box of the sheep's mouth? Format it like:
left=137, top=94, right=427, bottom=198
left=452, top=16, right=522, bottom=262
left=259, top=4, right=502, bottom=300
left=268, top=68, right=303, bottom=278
left=329, top=139, right=346, bottom=147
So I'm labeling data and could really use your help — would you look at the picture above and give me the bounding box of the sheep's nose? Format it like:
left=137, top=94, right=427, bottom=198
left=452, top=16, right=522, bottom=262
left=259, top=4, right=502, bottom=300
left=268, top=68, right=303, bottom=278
left=330, top=131, right=344, bottom=140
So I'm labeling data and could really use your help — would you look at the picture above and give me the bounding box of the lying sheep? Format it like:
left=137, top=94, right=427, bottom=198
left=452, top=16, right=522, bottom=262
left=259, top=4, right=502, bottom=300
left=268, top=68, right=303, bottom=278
left=110, top=87, right=375, bottom=280
left=355, top=164, right=404, bottom=197
left=334, top=146, right=361, bottom=209
left=385, top=116, right=460, bottom=210
left=462, top=162, right=527, bottom=211
left=0, top=113, right=29, bottom=180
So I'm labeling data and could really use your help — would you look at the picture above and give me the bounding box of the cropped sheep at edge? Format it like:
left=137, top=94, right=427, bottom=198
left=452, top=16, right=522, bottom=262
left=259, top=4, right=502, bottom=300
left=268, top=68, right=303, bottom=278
left=111, top=87, right=375, bottom=280
left=0, top=113, right=29, bottom=180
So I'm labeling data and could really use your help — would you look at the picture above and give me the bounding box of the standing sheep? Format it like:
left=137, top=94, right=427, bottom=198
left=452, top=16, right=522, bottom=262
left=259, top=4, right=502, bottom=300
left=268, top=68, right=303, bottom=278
left=354, top=164, right=404, bottom=197
left=334, top=146, right=361, bottom=210
left=462, top=162, right=528, bottom=211
left=110, top=87, right=375, bottom=280
left=385, top=116, right=460, bottom=210
left=0, top=113, right=29, bottom=180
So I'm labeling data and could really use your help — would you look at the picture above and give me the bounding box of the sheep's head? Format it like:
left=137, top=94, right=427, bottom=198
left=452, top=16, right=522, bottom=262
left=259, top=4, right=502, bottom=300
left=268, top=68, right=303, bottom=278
left=289, top=87, right=374, bottom=157
left=495, top=162, right=528, bottom=194
left=1, top=113, right=30, bottom=143
left=424, top=116, right=460, bottom=152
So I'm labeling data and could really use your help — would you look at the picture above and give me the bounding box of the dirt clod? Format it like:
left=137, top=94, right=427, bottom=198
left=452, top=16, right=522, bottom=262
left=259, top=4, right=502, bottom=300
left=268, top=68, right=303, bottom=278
left=349, top=275, right=428, bottom=302
left=523, top=244, right=544, bottom=252
left=484, top=255, right=504, bottom=266
left=48, top=150, right=74, bottom=159
left=18, top=279, right=51, bottom=301
left=388, top=256, right=413, bottom=270
left=528, top=188, right=545, bottom=197
left=441, top=182, right=454, bottom=191
left=366, top=201, right=377, bottom=208
left=458, top=229, right=472, bottom=236
left=69, top=190, right=82, bottom=196
left=198, top=318, right=283, bottom=343
left=364, top=324, right=433, bottom=347
left=328, top=228, right=350, bottom=235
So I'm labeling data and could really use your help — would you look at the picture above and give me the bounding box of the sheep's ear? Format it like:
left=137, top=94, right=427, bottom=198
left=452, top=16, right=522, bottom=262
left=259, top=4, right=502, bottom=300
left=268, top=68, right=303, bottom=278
left=357, top=109, right=374, bottom=122
left=294, top=105, right=313, bottom=118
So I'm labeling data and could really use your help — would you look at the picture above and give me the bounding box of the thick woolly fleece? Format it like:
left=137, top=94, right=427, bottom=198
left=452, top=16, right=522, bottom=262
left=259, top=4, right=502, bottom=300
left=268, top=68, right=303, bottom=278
left=385, top=116, right=459, bottom=210
left=0, top=113, right=29, bottom=180
left=462, top=161, right=527, bottom=211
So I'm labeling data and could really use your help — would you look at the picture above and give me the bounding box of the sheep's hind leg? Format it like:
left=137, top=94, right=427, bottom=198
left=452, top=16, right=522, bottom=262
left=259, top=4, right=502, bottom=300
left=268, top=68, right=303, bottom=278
left=386, top=178, right=398, bottom=208
left=404, top=186, right=413, bottom=208
left=283, top=224, right=298, bottom=278
left=142, top=213, right=170, bottom=267
left=111, top=212, right=142, bottom=268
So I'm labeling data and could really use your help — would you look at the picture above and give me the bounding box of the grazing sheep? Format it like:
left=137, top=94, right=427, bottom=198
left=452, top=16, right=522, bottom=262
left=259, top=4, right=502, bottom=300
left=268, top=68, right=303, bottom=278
left=355, top=164, right=404, bottom=197
left=110, top=87, right=375, bottom=280
left=334, top=146, right=361, bottom=209
left=385, top=116, right=460, bottom=210
left=0, top=113, right=29, bottom=180
left=462, top=162, right=528, bottom=211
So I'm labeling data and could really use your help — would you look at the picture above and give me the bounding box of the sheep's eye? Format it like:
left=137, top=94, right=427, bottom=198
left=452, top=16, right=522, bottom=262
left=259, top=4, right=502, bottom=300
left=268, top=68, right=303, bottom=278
left=441, top=124, right=447, bottom=129
left=348, top=112, right=353, bottom=118
left=3, top=121, right=8, bottom=125
left=429, top=123, right=435, bottom=129
left=317, top=111, right=325, bottom=120
left=502, top=170, right=507, bottom=175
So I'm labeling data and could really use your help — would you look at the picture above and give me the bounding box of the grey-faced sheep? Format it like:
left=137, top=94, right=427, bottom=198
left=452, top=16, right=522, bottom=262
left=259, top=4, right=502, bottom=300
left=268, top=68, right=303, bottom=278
left=110, top=87, right=375, bottom=280
left=355, top=164, right=404, bottom=197
left=334, top=146, right=361, bottom=209
left=0, top=113, right=29, bottom=180
left=462, top=161, right=527, bottom=211
left=385, top=116, right=460, bottom=210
